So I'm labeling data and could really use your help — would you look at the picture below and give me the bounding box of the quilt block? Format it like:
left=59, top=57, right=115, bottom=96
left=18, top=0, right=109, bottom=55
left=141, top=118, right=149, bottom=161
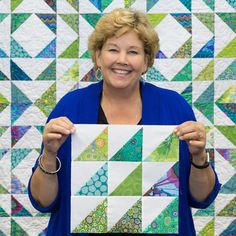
left=71, top=124, right=179, bottom=234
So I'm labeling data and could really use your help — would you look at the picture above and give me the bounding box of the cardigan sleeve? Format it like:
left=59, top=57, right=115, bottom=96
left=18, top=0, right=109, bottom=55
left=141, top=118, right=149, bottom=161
left=188, top=166, right=221, bottom=209
left=27, top=95, right=68, bottom=213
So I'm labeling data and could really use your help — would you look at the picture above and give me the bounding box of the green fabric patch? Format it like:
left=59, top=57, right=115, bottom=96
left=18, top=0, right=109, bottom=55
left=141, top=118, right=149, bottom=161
left=76, top=127, right=108, bottom=161
left=110, top=128, right=142, bottom=161
left=145, top=133, right=179, bottom=162
left=110, top=199, right=142, bottom=233
left=110, top=164, right=142, bottom=196
left=72, top=198, right=107, bottom=233
left=144, top=198, right=178, bottom=234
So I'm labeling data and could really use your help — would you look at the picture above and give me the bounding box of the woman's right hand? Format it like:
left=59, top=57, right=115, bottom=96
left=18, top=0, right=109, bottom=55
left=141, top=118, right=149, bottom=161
left=43, top=116, right=75, bottom=156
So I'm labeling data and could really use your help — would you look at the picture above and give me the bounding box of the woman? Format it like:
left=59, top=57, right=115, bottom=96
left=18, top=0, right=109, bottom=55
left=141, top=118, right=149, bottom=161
left=28, top=8, right=221, bottom=235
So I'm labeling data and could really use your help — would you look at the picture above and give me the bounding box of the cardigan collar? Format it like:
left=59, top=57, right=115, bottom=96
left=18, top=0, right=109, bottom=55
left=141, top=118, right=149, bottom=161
left=78, top=80, right=155, bottom=125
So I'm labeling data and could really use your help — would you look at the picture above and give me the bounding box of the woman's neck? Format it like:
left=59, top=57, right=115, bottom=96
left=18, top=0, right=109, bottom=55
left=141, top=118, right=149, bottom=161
left=101, top=82, right=142, bottom=124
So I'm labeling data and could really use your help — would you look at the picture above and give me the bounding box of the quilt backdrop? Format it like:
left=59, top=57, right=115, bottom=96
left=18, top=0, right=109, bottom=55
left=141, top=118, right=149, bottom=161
left=0, top=0, right=235, bottom=235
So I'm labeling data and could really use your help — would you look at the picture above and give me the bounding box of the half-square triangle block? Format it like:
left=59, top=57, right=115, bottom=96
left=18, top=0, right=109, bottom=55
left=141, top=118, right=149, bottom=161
left=110, top=128, right=142, bottom=162
left=76, top=127, right=108, bottom=161
left=144, top=133, right=179, bottom=162
left=72, top=198, right=107, bottom=233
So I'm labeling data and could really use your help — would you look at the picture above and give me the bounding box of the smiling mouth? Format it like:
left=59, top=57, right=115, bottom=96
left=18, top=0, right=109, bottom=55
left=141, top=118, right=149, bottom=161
left=112, top=69, right=131, bottom=74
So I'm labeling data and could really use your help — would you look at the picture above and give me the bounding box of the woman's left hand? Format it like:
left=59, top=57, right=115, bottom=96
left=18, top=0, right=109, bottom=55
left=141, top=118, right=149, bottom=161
left=174, top=121, right=206, bottom=158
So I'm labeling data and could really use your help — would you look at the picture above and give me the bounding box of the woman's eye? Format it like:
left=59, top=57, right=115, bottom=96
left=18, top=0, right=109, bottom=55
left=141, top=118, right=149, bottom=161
left=108, top=48, right=117, bottom=52
left=129, top=50, right=138, bottom=54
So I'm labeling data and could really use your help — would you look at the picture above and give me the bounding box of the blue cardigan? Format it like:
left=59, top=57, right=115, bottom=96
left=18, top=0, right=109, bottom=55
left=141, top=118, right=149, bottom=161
left=28, top=81, right=221, bottom=236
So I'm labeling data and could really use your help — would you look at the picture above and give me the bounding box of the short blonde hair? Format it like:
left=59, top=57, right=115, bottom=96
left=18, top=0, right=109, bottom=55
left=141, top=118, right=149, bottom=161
left=88, top=8, right=159, bottom=69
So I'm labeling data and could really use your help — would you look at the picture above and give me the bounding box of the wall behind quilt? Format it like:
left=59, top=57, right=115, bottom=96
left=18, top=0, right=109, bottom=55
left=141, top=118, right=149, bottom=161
left=0, top=0, right=235, bottom=235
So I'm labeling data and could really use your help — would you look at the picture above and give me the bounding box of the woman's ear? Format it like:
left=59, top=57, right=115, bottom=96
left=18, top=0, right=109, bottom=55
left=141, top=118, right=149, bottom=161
left=142, top=56, right=148, bottom=74
left=95, top=50, right=101, bottom=67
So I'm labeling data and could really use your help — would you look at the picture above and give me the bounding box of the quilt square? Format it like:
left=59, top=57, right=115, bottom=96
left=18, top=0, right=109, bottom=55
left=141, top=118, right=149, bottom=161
left=71, top=124, right=179, bottom=234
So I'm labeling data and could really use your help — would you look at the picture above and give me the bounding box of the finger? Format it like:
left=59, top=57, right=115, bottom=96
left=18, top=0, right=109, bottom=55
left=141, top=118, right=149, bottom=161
left=59, top=117, right=75, bottom=131
left=179, top=131, right=197, bottom=141
left=189, top=140, right=206, bottom=148
left=44, top=133, right=62, bottom=141
left=47, top=123, right=71, bottom=136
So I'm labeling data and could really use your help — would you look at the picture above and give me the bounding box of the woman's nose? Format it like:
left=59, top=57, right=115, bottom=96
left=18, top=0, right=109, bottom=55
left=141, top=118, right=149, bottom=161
left=116, top=52, right=128, bottom=65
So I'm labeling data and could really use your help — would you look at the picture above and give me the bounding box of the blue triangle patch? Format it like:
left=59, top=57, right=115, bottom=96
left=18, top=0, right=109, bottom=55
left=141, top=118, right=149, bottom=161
left=36, top=38, right=56, bottom=58
left=0, top=49, right=8, bottom=58
left=156, top=50, right=167, bottom=58
left=10, top=60, right=31, bottom=81
left=11, top=83, right=32, bottom=124
left=193, top=37, right=214, bottom=58
left=36, top=14, right=56, bottom=34
left=147, top=0, right=159, bottom=12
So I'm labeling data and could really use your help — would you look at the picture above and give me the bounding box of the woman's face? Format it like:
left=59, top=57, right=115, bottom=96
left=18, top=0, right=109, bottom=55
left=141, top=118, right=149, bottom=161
left=96, top=31, right=148, bottom=91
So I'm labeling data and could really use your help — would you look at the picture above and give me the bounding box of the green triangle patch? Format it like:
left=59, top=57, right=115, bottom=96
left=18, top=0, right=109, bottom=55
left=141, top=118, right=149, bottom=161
left=66, top=0, right=79, bottom=11
left=216, top=86, right=236, bottom=123
left=34, top=82, right=56, bottom=117
left=194, top=83, right=214, bottom=123
left=110, top=164, right=142, bottom=196
left=72, top=198, right=107, bottom=233
left=36, top=60, right=56, bottom=80
left=145, top=133, right=179, bottom=162
left=194, top=59, right=214, bottom=81
left=181, top=83, right=192, bottom=106
left=146, top=67, right=167, bottom=81
left=76, top=127, right=108, bottom=161
left=109, top=199, right=142, bottom=233
left=216, top=126, right=236, bottom=146
left=0, top=14, right=9, bottom=23
left=59, top=61, right=79, bottom=81
left=11, top=218, right=29, bottom=236
left=80, top=50, right=91, bottom=59
left=172, top=60, right=192, bottom=81
left=220, top=173, right=236, bottom=194
left=198, top=219, right=214, bottom=236
left=216, top=86, right=236, bottom=103
left=194, top=13, right=214, bottom=33
left=81, top=14, right=102, bottom=28
left=0, top=93, right=10, bottom=113
left=11, top=37, right=31, bottom=58
left=11, top=149, right=32, bottom=169
left=59, top=14, right=78, bottom=33
left=0, top=184, right=8, bottom=194
left=194, top=202, right=214, bottom=216
left=124, top=0, right=136, bottom=8
left=0, top=71, right=9, bottom=80
left=11, top=13, right=32, bottom=33
left=217, top=59, right=236, bottom=80
left=217, top=196, right=236, bottom=216
left=172, top=37, right=192, bottom=58
left=147, top=14, right=167, bottom=28
left=217, top=37, right=236, bottom=58
left=0, top=126, right=8, bottom=138
left=59, top=38, right=79, bottom=58
left=217, top=13, right=236, bottom=33
left=144, top=198, right=178, bottom=234
left=202, top=0, right=214, bottom=11
left=0, top=205, right=9, bottom=217
left=110, top=128, right=142, bottom=161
